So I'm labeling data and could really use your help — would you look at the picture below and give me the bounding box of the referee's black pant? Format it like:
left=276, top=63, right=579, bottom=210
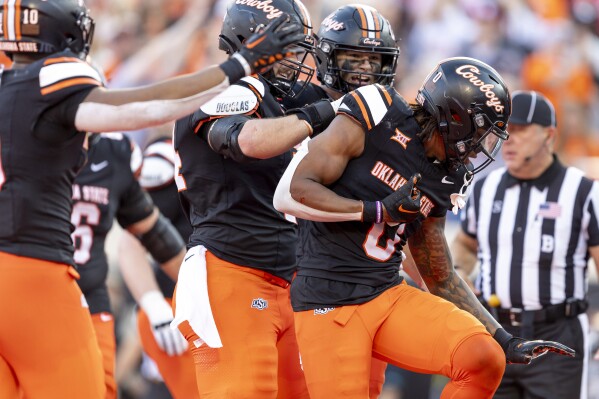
left=494, top=314, right=589, bottom=399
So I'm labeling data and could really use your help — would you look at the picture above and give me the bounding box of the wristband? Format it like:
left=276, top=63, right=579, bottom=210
left=219, top=54, right=249, bottom=84
left=362, top=201, right=383, bottom=224
left=493, top=328, right=512, bottom=352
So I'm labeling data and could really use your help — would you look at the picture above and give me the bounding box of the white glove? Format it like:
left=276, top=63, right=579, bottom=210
left=140, top=291, right=188, bottom=356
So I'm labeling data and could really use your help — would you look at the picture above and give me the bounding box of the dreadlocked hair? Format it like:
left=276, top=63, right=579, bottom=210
left=410, top=103, right=437, bottom=142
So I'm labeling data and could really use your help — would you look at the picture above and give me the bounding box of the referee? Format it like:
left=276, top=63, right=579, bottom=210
left=451, top=90, right=599, bottom=399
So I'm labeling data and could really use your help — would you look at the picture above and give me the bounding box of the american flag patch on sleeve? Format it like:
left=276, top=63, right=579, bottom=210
left=537, top=202, right=561, bottom=219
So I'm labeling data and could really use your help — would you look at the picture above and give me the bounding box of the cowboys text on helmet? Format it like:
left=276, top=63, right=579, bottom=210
left=455, top=65, right=505, bottom=114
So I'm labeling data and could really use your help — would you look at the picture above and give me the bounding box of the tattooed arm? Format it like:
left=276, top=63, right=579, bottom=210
left=408, top=215, right=501, bottom=334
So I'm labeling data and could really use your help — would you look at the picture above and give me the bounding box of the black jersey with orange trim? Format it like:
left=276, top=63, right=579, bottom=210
left=173, top=76, right=297, bottom=282
left=292, top=84, right=470, bottom=311
left=0, top=50, right=102, bottom=265
left=139, top=137, right=190, bottom=298
left=74, top=134, right=153, bottom=314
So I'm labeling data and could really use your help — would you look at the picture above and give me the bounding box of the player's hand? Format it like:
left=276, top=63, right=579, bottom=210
left=287, top=99, right=336, bottom=136
left=141, top=291, right=188, bottom=356
left=494, top=328, right=575, bottom=364
left=382, top=173, right=422, bottom=223
left=238, top=14, right=305, bottom=74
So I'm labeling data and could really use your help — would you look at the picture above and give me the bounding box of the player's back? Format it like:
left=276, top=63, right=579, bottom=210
left=0, top=51, right=102, bottom=265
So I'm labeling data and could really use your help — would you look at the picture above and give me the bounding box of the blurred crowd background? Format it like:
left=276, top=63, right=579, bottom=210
left=2, top=0, right=598, bottom=397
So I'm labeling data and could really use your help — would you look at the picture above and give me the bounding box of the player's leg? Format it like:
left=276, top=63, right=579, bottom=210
left=177, top=251, right=288, bottom=399
left=91, top=312, right=117, bottom=399
left=372, top=282, right=505, bottom=399
left=137, top=300, right=200, bottom=399
left=293, top=304, right=378, bottom=398
left=0, top=253, right=105, bottom=399
left=274, top=286, right=309, bottom=399
left=0, top=354, right=19, bottom=398
left=369, top=358, right=387, bottom=399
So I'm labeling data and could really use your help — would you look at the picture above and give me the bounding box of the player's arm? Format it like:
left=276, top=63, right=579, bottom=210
left=236, top=98, right=337, bottom=159
left=125, top=208, right=185, bottom=282
left=274, top=114, right=421, bottom=223
left=408, top=215, right=501, bottom=333
left=75, top=15, right=304, bottom=133
left=273, top=115, right=366, bottom=221
left=117, top=229, right=187, bottom=357
left=410, top=216, right=575, bottom=364
left=450, top=229, right=479, bottom=290
left=202, top=92, right=339, bottom=162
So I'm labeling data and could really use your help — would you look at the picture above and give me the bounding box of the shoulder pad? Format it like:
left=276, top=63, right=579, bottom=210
left=199, top=76, right=263, bottom=117
left=338, top=84, right=393, bottom=131
left=39, top=57, right=103, bottom=96
left=140, top=140, right=175, bottom=190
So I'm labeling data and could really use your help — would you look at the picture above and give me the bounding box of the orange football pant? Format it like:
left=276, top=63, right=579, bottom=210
left=175, top=251, right=309, bottom=399
left=0, top=252, right=105, bottom=399
left=91, top=312, right=116, bottom=399
left=137, top=299, right=200, bottom=399
left=294, top=281, right=505, bottom=399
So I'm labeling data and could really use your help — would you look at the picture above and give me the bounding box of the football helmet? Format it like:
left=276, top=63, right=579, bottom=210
left=416, top=57, right=511, bottom=174
left=0, top=0, right=95, bottom=59
left=219, top=0, right=315, bottom=98
left=315, top=4, right=399, bottom=94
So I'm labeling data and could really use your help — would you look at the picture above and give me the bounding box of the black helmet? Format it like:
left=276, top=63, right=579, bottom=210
left=0, top=0, right=95, bottom=59
left=219, top=0, right=315, bottom=98
left=315, top=4, right=399, bottom=94
left=416, top=57, right=511, bottom=174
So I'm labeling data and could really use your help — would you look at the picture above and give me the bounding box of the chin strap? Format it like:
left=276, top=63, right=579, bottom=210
left=450, top=170, right=473, bottom=215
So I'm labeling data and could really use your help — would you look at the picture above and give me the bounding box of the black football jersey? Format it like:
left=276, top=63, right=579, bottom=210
left=292, top=84, right=470, bottom=310
left=173, top=76, right=297, bottom=282
left=139, top=137, right=191, bottom=298
left=0, top=51, right=103, bottom=265
left=74, top=134, right=154, bottom=314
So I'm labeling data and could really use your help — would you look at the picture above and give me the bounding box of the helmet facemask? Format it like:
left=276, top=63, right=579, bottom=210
left=262, top=41, right=315, bottom=98
left=417, top=57, right=511, bottom=175
left=217, top=0, right=315, bottom=99
left=318, top=41, right=398, bottom=94
left=439, top=104, right=509, bottom=174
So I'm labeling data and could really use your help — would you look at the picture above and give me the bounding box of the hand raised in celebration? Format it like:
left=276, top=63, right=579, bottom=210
left=237, top=14, right=306, bottom=74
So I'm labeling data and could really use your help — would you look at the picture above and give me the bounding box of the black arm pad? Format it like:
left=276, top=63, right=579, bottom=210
left=204, top=115, right=258, bottom=163
left=286, top=99, right=336, bottom=136
left=137, top=213, right=185, bottom=263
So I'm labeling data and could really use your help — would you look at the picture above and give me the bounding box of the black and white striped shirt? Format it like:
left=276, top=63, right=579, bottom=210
left=461, top=157, right=599, bottom=310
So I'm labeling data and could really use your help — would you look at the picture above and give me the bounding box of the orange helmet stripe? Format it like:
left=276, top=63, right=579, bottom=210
left=356, top=6, right=368, bottom=38
left=371, top=9, right=381, bottom=38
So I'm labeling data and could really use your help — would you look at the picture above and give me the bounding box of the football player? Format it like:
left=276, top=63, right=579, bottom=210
left=274, top=57, right=575, bottom=398
left=170, top=0, right=330, bottom=397
left=0, top=0, right=304, bottom=397
left=73, top=133, right=188, bottom=399
left=119, top=136, right=199, bottom=399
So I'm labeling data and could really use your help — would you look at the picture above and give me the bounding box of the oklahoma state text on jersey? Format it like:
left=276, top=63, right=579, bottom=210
left=173, top=76, right=297, bottom=282
left=0, top=51, right=102, bottom=265
left=73, top=134, right=153, bottom=314
left=292, top=84, right=470, bottom=310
